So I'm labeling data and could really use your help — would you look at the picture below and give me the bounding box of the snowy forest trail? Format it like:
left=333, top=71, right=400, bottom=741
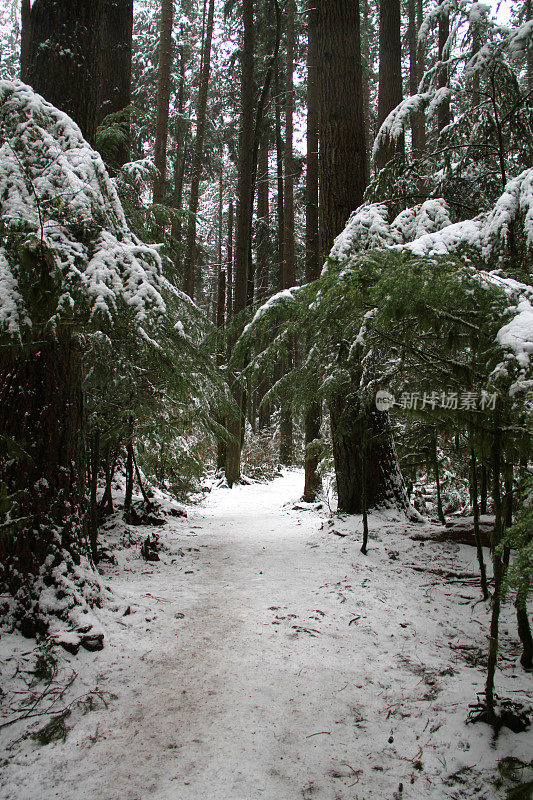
left=1, top=471, right=532, bottom=800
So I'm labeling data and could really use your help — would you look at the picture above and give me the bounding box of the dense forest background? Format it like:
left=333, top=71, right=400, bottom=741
left=0, top=0, right=532, bottom=732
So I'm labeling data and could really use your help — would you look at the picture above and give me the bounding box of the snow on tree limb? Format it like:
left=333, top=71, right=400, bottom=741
left=484, top=169, right=533, bottom=253
left=321, top=172, right=533, bottom=391
left=0, top=80, right=166, bottom=337
left=329, top=169, right=533, bottom=263
left=372, top=89, right=452, bottom=160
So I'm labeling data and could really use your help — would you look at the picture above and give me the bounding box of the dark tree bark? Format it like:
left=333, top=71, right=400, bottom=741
left=153, top=0, right=174, bottom=205
left=484, top=413, right=506, bottom=726
left=225, top=0, right=255, bottom=486
left=227, top=199, right=234, bottom=320
left=415, top=0, right=426, bottom=153
left=0, top=339, right=88, bottom=636
left=516, top=577, right=533, bottom=669
left=471, top=18, right=481, bottom=110
left=480, top=464, right=488, bottom=514
left=183, top=0, right=215, bottom=298
left=330, top=397, right=406, bottom=514
left=20, top=0, right=31, bottom=79
left=97, top=0, right=133, bottom=169
left=303, top=3, right=322, bottom=502
left=282, top=0, right=296, bottom=295
left=246, top=0, right=281, bottom=309
left=21, top=0, right=104, bottom=145
left=123, top=415, right=134, bottom=516
left=433, top=433, right=445, bottom=524
left=408, top=0, right=425, bottom=154
left=274, top=57, right=285, bottom=290
left=89, top=427, right=100, bottom=563
left=171, top=46, right=188, bottom=277
left=100, top=439, right=119, bottom=517
left=317, top=0, right=408, bottom=515
left=317, top=0, right=367, bottom=258
left=329, top=396, right=407, bottom=514
left=256, top=130, right=270, bottom=303
left=437, top=7, right=451, bottom=132
left=279, top=0, right=296, bottom=466
left=216, top=240, right=227, bottom=472
left=528, top=0, right=533, bottom=93
left=375, top=0, right=403, bottom=171
left=360, top=0, right=372, bottom=185
left=470, top=447, right=489, bottom=600
left=3, top=0, right=106, bottom=639
left=255, top=133, right=271, bottom=430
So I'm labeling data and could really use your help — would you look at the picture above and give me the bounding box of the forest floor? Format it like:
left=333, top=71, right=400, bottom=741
left=1, top=470, right=532, bottom=800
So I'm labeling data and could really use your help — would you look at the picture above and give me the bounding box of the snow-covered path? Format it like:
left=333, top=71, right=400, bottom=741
left=1, top=471, right=531, bottom=800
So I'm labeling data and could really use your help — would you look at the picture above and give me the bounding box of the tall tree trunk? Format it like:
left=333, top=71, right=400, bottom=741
left=0, top=339, right=88, bottom=636
left=246, top=0, right=281, bottom=308
left=89, top=427, right=100, bottom=563
left=216, top=178, right=227, bottom=470
left=279, top=0, right=296, bottom=467
left=433, top=433, right=445, bottom=524
left=375, top=0, right=403, bottom=171
left=317, top=0, right=407, bottom=515
left=360, top=0, right=372, bottom=185
left=282, top=0, right=296, bottom=294
left=317, top=0, right=367, bottom=261
left=516, top=577, right=533, bottom=669
left=470, top=447, right=489, bottom=600
left=471, top=21, right=481, bottom=110
left=303, top=3, right=322, bottom=502
left=20, top=0, right=30, bottom=79
left=480, top=464, right=488, bottom=514
left=408, top=0, right=421, bottom=154
left=97, top=0, right=133, bottom=169
left=225, top=0, right=255, bottom=487
left=485, top=412, right=505, bottom=726
left=153, top=0, right=174, bottom=205
left=437, top=7, right=451, bottom=133
left=100, top=439, right=119, bottom=517
left=329, top=396, right=407, bottom=513
left=124, top=415, right=134, bottom=515
left=171, top=46, right=188, bottom=279
left=22, top=0, right=104, bottom=145
left=256, top=131, right=270, bottom=302
left=227, top=199, right=234, bottom=320
left=255, top=129, right=272, bottom=430
left=526, top=0, right=533, bottom=93
left=415, top=0, right=426, bottom=153
left=183, top=0, right=215, bottom=298
left=5, top=0, right=104, bottom=640
left=274, top=58, right=285, bottom=290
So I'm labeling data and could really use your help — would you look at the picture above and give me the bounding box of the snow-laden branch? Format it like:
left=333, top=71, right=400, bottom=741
left=0, top=80, right=166, bottom=337
left=324, top=173, right=533, bottom=392
left=372, top=88, right=452, bottom=160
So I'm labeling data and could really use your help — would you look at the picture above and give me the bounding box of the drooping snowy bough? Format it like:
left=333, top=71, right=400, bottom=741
left=0, top=81, right=165, bottom=644
left=236, top=175, right=533, bottom=517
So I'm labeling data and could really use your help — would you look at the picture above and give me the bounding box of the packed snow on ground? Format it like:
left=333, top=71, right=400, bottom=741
left=1, top=470, right=531, bottom=800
